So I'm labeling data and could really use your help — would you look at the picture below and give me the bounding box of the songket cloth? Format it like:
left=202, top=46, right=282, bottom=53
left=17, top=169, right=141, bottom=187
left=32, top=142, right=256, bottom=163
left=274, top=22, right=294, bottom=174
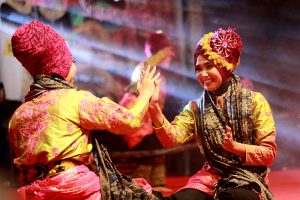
left=8, top=75, right=150, bottom=199
left=17, top=166, right=153, bottom=200
left=9, top=82, right=148, bottom=169
left=18, top=165, right=101, bottom=200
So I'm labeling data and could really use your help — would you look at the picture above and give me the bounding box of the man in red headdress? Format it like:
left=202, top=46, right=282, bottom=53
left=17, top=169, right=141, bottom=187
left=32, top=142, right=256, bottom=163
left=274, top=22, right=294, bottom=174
left=9, top=20, right=160, bottom=200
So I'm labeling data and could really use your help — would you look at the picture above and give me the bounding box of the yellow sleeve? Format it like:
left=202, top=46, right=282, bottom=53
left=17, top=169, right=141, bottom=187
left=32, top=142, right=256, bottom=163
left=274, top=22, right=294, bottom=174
left=244, top=92, right=277, bottom=166
left=154, top=102, right=195, bottom=147
left=78, top=91, right=148, bottom=135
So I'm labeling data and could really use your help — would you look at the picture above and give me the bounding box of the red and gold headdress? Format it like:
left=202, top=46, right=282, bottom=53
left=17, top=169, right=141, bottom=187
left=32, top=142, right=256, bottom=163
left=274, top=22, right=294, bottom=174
left=194, top=28, right=242, bottom=80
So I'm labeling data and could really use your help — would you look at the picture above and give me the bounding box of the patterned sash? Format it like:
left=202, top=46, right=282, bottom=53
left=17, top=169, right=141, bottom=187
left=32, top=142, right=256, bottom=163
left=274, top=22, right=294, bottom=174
left=93, top=136, right=158, bottom=200
left=191, top=75, right=274, bottom=200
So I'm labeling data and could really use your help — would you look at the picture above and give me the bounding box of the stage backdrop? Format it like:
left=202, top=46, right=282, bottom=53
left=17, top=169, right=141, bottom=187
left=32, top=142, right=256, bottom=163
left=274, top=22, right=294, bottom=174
left=1, top=0, right=299, bottom=175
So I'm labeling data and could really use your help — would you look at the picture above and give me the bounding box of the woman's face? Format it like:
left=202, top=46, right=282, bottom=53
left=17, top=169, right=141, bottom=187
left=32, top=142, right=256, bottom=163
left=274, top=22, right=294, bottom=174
left=195, top=55, right=223, bottom=91
left=65, top=62, right=77, bottom=84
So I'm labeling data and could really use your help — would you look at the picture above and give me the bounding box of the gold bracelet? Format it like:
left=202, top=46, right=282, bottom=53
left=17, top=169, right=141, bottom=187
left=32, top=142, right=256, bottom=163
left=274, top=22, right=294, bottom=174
left=152, top=117, right=165, bottom=129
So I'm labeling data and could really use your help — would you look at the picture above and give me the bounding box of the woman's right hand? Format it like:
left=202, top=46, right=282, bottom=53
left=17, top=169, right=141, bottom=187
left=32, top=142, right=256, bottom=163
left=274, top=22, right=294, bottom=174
left=148, top=74, right=164, bottom=128
left=137, top=65, right=160, bottom=102
left=150, top=76, right=161, bottom=106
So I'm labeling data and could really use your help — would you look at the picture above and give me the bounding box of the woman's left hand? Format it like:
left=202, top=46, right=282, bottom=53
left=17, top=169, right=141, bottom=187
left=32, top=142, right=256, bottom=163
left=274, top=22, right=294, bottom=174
left=222, top=126, right=246, bottom=159
left=222, top=126, right=234, bottom=152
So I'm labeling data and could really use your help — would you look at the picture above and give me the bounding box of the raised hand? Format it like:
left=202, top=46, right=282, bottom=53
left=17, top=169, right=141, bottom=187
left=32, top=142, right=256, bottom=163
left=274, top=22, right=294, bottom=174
left=144, top=46, right=174, bottom=66
left=137, top=65, right=160, bottom=102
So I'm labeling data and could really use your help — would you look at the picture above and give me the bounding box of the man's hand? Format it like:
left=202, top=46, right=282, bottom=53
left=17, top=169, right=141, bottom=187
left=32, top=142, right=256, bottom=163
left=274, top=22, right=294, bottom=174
left=137, top=65, right=160, bottom=102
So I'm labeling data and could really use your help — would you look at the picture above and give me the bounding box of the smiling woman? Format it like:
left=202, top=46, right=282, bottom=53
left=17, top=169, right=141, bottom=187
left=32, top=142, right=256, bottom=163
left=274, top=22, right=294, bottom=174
left=148, top=28, right=277, bottom=200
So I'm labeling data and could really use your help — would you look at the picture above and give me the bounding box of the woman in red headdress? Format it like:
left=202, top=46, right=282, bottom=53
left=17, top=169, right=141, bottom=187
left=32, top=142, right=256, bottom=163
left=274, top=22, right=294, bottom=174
left=8, top=20, right=160, bottom=200
left=149, top=28, right=276, bottom=200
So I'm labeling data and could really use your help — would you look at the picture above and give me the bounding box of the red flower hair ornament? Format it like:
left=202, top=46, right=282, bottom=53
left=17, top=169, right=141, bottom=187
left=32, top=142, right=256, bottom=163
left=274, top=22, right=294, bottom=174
left=194, top=28, right=243, bottom=80
left=11, top=20, right=73, bottom=79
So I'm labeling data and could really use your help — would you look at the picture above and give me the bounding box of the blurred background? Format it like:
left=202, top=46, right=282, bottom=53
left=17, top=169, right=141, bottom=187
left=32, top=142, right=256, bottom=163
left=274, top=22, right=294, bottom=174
left=0, top=0, right=300, bottom=187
